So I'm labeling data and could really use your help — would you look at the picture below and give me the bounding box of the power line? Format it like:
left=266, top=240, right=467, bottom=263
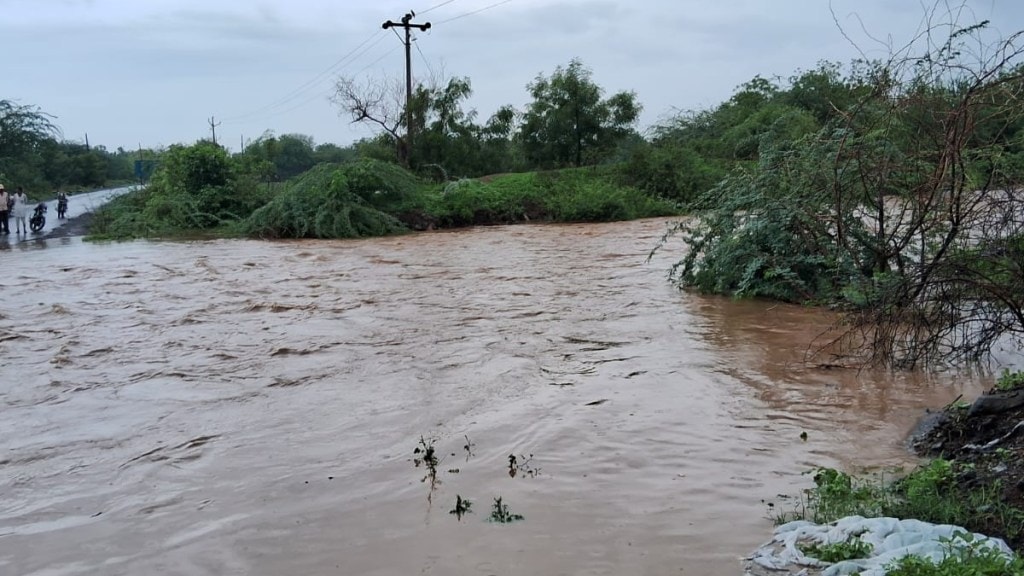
left=415, top=40, right=436, bottom=80
left=221, top=30, right=388, bottom=123
left=418, top=0, right=459, bottom=15
left=435, top=0, right=513, bottom=25
left=352, top=43, right=399, bottom=76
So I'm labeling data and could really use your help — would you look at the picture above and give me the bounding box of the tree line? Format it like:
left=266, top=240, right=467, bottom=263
left=0, top=100, right=138, bottom=195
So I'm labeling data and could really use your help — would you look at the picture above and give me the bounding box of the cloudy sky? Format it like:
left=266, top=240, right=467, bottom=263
left=2, top=0, right=1023, bottom=152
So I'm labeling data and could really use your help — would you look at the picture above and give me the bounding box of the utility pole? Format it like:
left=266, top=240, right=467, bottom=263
left=84, top=133, right=90, bottom=151
left=208, top=116, right=221, bottom=146
left=382, top=11, right=430, bottom=167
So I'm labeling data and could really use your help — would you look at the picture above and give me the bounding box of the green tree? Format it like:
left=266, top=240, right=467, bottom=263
left=313, top=143, right=356, bottom=165
left=520, top=58, right=642, bottom=168
left=409, top=76, right=481, bottom=177
left=0, top=100, right=60, bottom=190
left=657, top=18, right=1024, bottom=368
left=273, top=134, right=316, bottom=180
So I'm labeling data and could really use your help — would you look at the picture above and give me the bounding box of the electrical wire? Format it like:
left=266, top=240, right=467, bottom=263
left=414, top=40, right=436, bottom=80
left=435, top=0, right=513, bottom=25
left=353, top=44, right=404, bottom=77
left=222, top=0, right=513, bottom=127
left=418, top=0, right=459, bottom=15
left=221, top=30, right=388, bottom=123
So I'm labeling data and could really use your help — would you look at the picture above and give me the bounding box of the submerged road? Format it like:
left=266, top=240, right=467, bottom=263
left=0, top=185, right=136, bottom=250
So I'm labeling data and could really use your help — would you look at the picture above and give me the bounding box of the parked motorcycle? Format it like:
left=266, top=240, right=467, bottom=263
left=29, top=203, right=47, bottom=233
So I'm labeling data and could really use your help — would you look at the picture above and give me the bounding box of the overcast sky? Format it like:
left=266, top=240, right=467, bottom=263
left=2, top=0, right=1023, bottom=152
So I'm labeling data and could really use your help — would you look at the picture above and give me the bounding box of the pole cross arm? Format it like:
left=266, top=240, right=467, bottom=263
left=381, top=19, right=430, bottom=30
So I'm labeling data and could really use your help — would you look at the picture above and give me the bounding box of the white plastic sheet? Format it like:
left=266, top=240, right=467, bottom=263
left=744, top=516, right=1014, bottom=576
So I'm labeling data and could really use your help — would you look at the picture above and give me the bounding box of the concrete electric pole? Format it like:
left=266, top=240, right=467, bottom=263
left=382, top=11, right=430, bottom=167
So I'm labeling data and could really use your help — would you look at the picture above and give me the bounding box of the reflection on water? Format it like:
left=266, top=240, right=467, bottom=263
left=0, top=220, right=990, bottom=575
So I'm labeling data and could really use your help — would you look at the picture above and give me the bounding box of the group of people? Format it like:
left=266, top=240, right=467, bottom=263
left=0, top=184, right=31, bottom=235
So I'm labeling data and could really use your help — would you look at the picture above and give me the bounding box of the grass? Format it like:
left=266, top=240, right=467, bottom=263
left=884, top=532, right=1024, bottom=575
left=996, top=369, right=1024, bottom=392
left=798, top=537, right=873, bottom=563
left=774, top=462, right=1024, bottom=573
left=419, top=168, right=679, bottom=228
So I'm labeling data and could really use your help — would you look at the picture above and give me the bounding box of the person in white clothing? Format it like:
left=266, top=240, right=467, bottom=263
left=0, top=184, right=10, bottom=235
left=11, top=187, right=29, bottom=234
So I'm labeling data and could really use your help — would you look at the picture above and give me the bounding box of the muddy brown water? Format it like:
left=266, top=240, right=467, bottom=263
left=0, top=219, right=992, bottom=575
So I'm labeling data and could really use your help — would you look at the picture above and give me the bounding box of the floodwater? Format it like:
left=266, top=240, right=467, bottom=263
left=0, top=219, right=992, bottom=575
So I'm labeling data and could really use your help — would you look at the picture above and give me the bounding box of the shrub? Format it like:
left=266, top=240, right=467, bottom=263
left=243, top=163, right=405, bottom=239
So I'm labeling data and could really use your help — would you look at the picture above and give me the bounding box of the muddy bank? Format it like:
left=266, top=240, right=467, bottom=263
left=912, top=387, right=1024, bottom=552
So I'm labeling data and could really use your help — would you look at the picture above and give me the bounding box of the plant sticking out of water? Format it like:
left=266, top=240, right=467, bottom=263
left=463, top=435, right=476, bottom=461
left=449, top=495, right=473, bottom=520
left=413, top=436, right=441, bottom=498
left=508, top=453, right=540, bottom=478
left=488, top=497, right=524, bottom=523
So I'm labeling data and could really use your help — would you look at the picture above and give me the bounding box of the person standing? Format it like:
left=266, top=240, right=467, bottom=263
left=57, top=190, right=69, bottom=219
left=11, top=187, right=29, bottom=234
left=0, top=184, right=10, bottom=235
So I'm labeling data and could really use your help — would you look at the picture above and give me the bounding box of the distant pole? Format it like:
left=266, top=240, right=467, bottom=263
left=85, top=133, right=90, bottom=151
left=240, top=134, right=244, bottom=153
left=382, top=11, right=430, bottom=167
left=208, top=116, right=221, bottom=146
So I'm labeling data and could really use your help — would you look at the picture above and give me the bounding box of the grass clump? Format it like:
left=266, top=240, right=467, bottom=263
left=996, top=369, right=1024, bottom=392
left=776, top=462, right=1024, bottom=556
left=798, top=537, right=873, bottom=563
left=885, top=532, right=1024, bottom=575
left=772, top=463, right=1024, bottom=573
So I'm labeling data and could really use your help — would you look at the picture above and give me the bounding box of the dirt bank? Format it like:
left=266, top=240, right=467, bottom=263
left=912, top=386, right=1024, bottom=552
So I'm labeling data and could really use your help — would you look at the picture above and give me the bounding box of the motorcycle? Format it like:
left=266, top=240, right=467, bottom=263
left=57, top=197, right=68, bottom=219
left=29, top=203, right=47, bottom=233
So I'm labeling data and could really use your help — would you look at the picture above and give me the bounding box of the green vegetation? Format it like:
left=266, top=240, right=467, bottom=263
left=449, top=495, right=473, bottom=520
left=651, top=18, right=1024, bottom=367
left=777, top=463, right=1024, bottom=559
left=798, top=537, right=873, bottom=563
left=243, top=162, right=406, bottom=239
left=996, top=369, right=1024, bottom=392
left=90, top=150, right=677, bottom=240
left=885, top=533, right=1024, bottom=575
left=0, top=100, right=137, bottom=197
left=89, top=142, right=273, bottom=239
left=487, top=497, right=524, bottom=523
left=773, top=461, right=1024, bottom=573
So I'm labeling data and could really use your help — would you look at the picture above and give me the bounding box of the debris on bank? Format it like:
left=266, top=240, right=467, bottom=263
left=743, top=515, right=1014, bottom=576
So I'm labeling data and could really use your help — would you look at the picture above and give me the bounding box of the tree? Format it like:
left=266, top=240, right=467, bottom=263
left=657, top=13, right=1024, bottom=369
left=0, top=100, right=60, bottom=188
left=313, top=143, right=357, bottom=165
left=520, top=58, right=641, bottom=168
left=274, top=134, right=316, bottom=180
left=332, top=76, right=409, bottom=166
